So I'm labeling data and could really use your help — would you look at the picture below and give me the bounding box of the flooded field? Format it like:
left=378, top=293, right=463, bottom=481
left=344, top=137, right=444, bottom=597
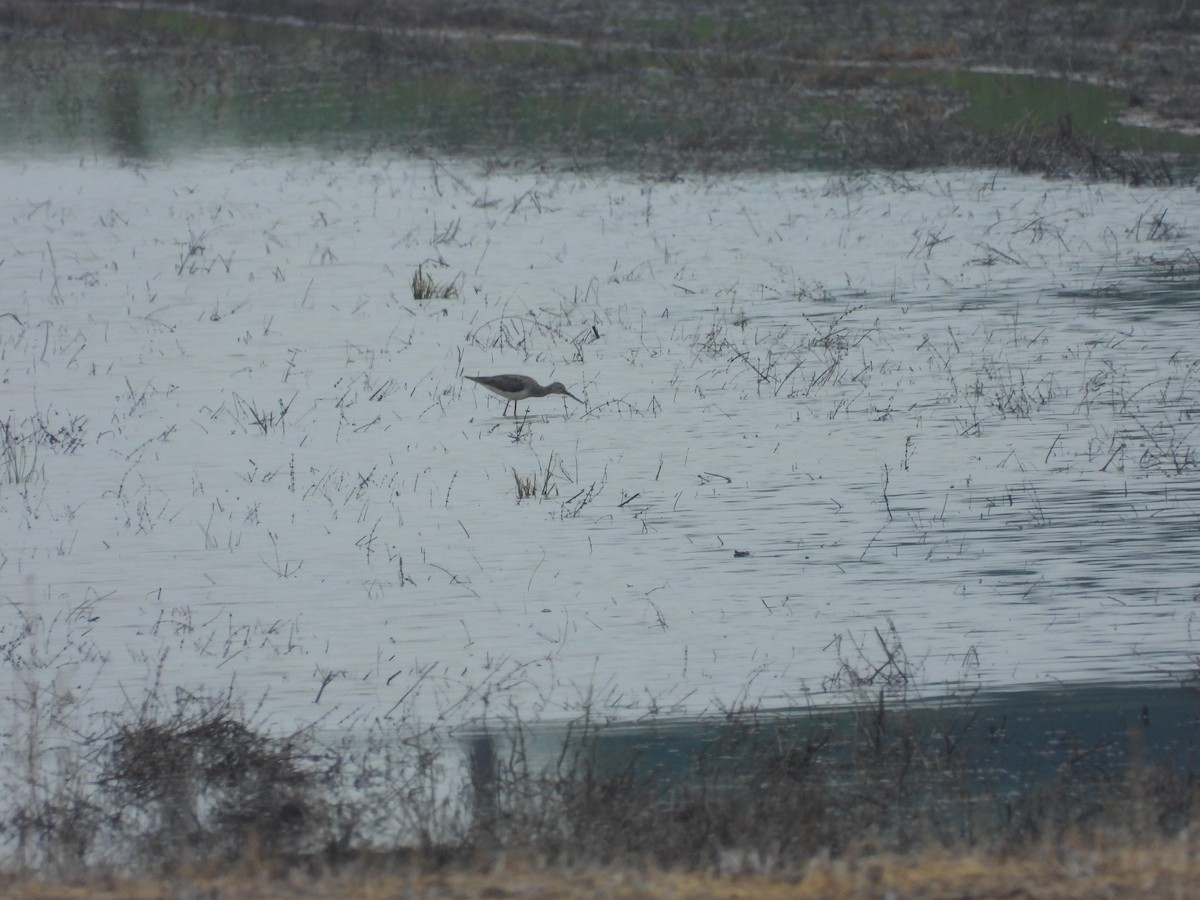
left=3, top=4, right=1200, bottom=884
left=3, top=152, right=1199, bottom=732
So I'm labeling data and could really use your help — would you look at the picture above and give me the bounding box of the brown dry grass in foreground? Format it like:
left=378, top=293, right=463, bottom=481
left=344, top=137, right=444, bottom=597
left=7, top=649, right=1200, bottom=898
left=3, top=839, right=1199, bottom=899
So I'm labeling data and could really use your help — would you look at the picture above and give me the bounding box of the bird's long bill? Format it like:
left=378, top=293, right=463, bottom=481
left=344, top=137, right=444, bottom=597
left=564, top=390, right=583, bottom=404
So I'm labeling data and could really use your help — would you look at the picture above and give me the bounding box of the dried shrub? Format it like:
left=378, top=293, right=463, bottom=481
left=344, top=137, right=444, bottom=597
left=98, top=693, right=328, bottom=868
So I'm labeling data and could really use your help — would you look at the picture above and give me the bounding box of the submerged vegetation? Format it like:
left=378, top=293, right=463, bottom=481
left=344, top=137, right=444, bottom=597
left=0, top=0, right=1198, bottom=177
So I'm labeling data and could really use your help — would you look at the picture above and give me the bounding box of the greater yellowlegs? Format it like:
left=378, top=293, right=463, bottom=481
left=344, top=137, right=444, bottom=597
left=465, top=374, right=582, bottom=417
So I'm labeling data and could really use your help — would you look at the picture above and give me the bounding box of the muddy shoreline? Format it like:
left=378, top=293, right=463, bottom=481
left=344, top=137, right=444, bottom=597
left=2, top=0, right=1199, bottom=178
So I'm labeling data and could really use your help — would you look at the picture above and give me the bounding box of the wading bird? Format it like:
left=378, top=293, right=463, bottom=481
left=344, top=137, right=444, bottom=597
left=465, top=374, right=582, bottom=417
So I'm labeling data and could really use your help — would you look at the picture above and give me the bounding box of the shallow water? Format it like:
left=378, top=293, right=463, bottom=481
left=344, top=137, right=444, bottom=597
left=2, top=154, right=1199, bottom=731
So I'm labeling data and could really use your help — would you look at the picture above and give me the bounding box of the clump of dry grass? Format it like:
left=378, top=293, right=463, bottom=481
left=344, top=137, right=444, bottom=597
left=0, top=419, right=38, bottom=484
left=411, top=265, right=460, bottom=301
left=512, top=453, right=558, bottom=500
left=512, top=468, right=538, bottom=499
left=1, top=412, right=85, bottom=485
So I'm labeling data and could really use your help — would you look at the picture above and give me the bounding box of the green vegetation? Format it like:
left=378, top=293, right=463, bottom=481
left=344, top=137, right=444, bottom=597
left=0, top=0, right=1197, bottom=176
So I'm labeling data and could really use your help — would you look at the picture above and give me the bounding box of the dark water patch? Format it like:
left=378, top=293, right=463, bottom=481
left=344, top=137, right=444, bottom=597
left=527, top=681, right=1200, bottom=784
left=458, top=680, right=1200, bottom=862
left=517, top=681, right=1200, bottom=833
left=1063, top=288, right=1200, bottom=329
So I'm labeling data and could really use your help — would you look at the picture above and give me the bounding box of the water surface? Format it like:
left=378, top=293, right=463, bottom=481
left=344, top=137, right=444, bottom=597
left=2, top=155, right=1199, bottom=731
